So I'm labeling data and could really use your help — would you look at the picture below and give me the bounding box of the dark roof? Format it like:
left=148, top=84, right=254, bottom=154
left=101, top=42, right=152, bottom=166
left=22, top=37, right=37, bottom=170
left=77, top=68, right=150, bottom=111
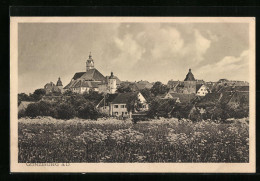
left=169, top=93, right=196, bottom=103
left=72, top=80, right=100, bottom=88
left=196, top=84, right=203, bottom=92
left=111, top=92, right=139, bottom=104
left=72, top=72, right=85, bottom=80
left=218, top=85, right=249, bottom=93
left=80, top=68, right=106, bottom=81
left=228, top=92, right=249, bottom=104
left=97, top=94, right=119, bottom=107
left=199, top=93, right=222, bottom=104
left=167, top=80, right=179, bottom=87
left=109, top=72, right=115, bottom=79
left=219, top=92, right=234, bottom=104
left=135, top=82, right=153, bottom=89
left=56, top=77, right=63, bottom=86
left=234, top=86, right=249, bottom=92
left=184, top=69, right=196, bottom=81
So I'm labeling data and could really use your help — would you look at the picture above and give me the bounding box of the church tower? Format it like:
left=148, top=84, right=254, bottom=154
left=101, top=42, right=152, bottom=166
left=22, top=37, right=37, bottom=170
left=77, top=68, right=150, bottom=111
left=108, top=72, right=117, bottom=94
left=86, top=52, right=94, bottom=71
left=56, top=77, right=63, bottom=91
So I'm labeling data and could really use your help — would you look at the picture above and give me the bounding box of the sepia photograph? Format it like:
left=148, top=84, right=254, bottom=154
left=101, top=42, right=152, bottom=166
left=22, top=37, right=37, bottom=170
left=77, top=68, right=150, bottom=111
left=10, top=17, right=255, bottom=173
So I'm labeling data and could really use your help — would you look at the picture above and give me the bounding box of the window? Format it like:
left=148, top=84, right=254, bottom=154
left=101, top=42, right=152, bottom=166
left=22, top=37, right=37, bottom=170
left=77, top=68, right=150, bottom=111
left=114, top=105, right=118, bottom=108
left=121, top=105, right=124, bottom=108
left=114, top=112, right=118, bottom=115
left=125, top=112, right=128, bottom=115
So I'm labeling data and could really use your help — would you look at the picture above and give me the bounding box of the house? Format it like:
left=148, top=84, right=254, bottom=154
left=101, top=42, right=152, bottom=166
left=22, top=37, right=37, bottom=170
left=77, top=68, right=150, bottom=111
left=196, top=84, right=209, bottom=96
left=96, top=92, right=149, bottom=118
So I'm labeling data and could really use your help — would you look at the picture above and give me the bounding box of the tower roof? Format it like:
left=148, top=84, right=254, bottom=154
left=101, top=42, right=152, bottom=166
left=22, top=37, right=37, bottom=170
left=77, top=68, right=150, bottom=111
left=56, top=77, right=63, bottom=86
left=184, top=68, right=196, bottom=81
left=109, top=72, right=115, bottom=79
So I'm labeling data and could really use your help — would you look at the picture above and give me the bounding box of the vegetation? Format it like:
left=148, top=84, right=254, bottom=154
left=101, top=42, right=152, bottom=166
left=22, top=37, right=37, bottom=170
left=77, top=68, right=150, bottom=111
left=21, top=92, right=104, bottom=120
left=18, top=117, right=249, bottom=163
left=150, top=81, right=169, bottom=96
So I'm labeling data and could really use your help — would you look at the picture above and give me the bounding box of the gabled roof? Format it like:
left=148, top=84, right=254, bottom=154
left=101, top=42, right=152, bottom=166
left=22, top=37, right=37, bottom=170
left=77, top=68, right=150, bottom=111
left=234, top=86, right=249, bottom=92
left=80, top=68, right=106, bottom=81
left=72, top=72, right=85, bottom=80
left=18, top=101, right=34, bottom=111
left=228, top=92, right=249, bottom=104
left=218, top=85, right=249, bottom=93
left=167, top=80, right=179, bottom=87
left=70, top=80, right=100, bottom=88
left=199, top=93, right=222, bottom=104
left=97, top=94, right=119, bottom=107
left=168, top=93, right=196, bottom=103
left=111, top=92, right=139, bottom=104
left=196, top=84, right=203, bottom=92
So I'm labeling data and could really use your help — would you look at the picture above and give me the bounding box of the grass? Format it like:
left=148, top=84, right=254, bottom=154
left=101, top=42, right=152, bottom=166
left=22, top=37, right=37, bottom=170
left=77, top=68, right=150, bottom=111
left=18, top=117, right=249, bottom=163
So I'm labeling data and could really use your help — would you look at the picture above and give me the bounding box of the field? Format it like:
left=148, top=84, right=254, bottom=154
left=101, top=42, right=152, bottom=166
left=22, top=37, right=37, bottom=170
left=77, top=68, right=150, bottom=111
left=18, top=117, right=249, bottom=163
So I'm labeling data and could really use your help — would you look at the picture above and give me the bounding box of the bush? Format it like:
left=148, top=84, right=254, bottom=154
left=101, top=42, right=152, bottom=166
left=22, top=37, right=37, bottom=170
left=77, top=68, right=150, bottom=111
left=55, top=103, right=76, bottom=120
left=25, top=103, right=40, bottom=118
left=77, top=102, right=100, bottom=120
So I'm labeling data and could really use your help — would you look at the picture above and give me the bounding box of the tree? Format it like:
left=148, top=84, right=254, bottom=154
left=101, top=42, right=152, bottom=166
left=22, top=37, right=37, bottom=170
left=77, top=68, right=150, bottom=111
left=77, top=102, right=100, bottom=120
left=116, top=84, right=132, bottom=93
left=83, top=90, right=103, bottom=104
left=18, top=93, right=32, bottom=106
left=55, top=102, right=76, bottom=120
left=25, top=103, right=40, bottom=118
left=147, top=98, right=176, bottom=118
left=32, top=88, right=46, bottom=101
left=126, top=94, right=139, bottom=113
left=150, top=81, right=169, bottom=96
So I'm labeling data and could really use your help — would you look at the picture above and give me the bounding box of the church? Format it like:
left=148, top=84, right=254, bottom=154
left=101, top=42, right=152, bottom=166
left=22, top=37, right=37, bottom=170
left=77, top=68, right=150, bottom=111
left=64, top=53, right=120, bottom=94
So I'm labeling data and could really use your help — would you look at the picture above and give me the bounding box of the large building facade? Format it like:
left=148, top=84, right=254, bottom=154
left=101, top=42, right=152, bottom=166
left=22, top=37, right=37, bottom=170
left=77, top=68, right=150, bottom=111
left=64, top=53, right=120, bottom=94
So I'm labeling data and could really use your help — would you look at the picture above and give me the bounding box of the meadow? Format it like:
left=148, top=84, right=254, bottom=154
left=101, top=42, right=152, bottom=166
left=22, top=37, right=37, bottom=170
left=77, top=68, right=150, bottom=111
left=18, top=117, right=249, bottom=163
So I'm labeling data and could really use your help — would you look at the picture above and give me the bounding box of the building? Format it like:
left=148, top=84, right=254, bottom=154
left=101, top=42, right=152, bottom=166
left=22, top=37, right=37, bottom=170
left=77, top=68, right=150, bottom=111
left=98, top=72, right=120, bottom=94
left=96, top=92, right=149, bottom=118
left=44, top=79, right=62, bottom=94
left=64, top=52, right=120, bottom=94
left=56, top=77, right=64, bottom=93
left=217, top=79, right=249, bottom=86
left=168, top=69, right=197, bottom=94
left=196, top=84, right=209, bottom=96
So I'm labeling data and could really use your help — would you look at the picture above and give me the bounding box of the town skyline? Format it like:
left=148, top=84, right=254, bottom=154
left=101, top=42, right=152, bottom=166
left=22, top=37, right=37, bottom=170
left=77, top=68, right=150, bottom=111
left=18, top=23, right=249, bottom=94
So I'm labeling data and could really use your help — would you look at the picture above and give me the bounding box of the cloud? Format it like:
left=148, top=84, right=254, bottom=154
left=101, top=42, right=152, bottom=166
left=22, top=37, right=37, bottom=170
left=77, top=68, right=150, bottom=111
left=112, top=34, right=146, bottom=67
left=196, top=50, right=249, bottom=81
left=151, top=27, right=184, bottom=59
left=181, top=29, right=211, bottom=64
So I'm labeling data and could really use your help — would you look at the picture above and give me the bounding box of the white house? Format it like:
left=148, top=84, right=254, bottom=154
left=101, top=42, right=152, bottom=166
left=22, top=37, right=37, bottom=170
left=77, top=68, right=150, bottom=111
left=96, top=92, right=149, bottom=118
left=196, top=84, right=209, bottom=96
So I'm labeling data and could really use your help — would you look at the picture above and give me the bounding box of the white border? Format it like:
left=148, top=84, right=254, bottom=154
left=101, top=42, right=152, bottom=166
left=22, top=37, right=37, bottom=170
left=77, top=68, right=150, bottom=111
left=10, top=17, right=256, bottom=173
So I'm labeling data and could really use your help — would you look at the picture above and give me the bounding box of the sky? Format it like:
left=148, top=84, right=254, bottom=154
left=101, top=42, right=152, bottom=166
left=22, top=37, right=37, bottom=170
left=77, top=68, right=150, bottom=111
left=18, top=22, right=249, bottom=94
